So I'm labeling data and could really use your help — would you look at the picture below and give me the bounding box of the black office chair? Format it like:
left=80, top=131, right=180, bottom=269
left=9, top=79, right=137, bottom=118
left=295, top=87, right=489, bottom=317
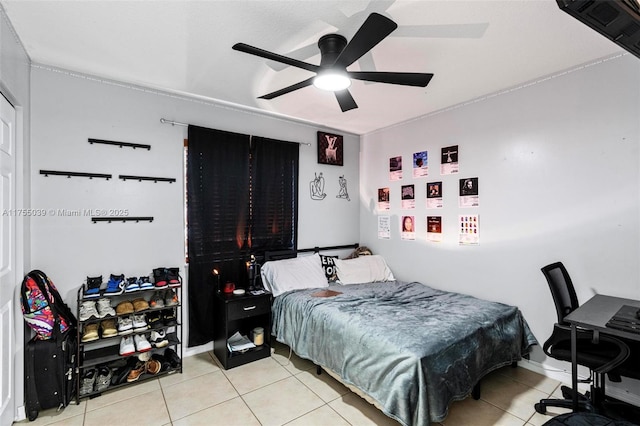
left=535, top=262, right=630, bottom=415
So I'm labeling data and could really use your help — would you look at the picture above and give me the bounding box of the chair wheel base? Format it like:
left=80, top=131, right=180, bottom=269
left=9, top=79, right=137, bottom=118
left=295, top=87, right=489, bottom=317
left=535, top=403, right=547, bottom=414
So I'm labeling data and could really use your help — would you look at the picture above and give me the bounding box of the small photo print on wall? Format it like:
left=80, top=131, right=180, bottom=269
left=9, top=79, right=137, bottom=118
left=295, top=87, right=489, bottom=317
left=378, top=215, right=391, bottom=239
left=426, top=181, right=443, bottom=209
left=413, top=151, right=428, bottom=178
left=441, top=145, right=459, bottom=175
left=401, top=215, right=415, bottom=240
left=459, top=177, right=479, bottom=207
left=389, top=156, right=402, bottom=181
left=378, top=187, right=390, bottom=210
left=459, top=214, right=479, bottom=245
left=401, top=184, right=415, bottom=209
left=317, top=131, right=343, bottom=166
left=427, top=216, right=442, bottom=242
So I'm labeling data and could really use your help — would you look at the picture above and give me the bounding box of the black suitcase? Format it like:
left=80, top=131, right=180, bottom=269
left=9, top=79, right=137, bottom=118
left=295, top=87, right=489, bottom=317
left=24, top=329, right=77, bottom=421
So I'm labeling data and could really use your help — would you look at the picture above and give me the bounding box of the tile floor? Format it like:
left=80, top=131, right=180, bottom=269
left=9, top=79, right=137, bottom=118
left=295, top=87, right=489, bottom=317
left=17, top=342, right=573, bottom=426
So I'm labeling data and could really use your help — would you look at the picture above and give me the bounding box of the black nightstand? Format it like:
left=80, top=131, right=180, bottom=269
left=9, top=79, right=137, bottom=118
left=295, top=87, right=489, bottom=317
left=213, top=291, right=272, bottom=369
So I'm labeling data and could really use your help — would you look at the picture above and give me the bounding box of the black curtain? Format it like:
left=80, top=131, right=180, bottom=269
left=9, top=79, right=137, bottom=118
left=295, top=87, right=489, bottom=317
left=187, top=125, right=250, bottom=347
left=186, top=127, right=299, bottom=347
left=250, top=136, right=299, bottom=255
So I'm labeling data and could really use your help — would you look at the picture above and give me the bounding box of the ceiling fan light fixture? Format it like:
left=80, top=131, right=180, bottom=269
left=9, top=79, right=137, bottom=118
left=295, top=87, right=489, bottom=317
left=313, top=70, right=351, bottom=92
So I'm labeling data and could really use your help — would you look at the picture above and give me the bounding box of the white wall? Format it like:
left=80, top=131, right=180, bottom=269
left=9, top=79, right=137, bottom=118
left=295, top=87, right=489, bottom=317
left=29, top=65, right=360, bottom=356
left=360, top=53, right=640, bottom=387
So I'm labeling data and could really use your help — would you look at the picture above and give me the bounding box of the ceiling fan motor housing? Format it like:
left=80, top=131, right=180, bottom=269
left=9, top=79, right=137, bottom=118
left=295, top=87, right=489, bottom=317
left=318, top=34, right=347, bottom=67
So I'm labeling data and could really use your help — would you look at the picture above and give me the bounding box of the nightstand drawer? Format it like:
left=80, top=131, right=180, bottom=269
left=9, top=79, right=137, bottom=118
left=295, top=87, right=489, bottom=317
left=227, top=296, right=270, bottom=320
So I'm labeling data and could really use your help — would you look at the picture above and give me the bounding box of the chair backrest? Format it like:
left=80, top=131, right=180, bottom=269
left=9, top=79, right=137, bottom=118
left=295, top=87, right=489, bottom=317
left=541, top=262, right=580, bottom=325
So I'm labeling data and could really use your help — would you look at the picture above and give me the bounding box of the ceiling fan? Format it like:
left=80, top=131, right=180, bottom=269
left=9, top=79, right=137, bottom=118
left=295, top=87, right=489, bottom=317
left=232, top=13, right=434, bottom=112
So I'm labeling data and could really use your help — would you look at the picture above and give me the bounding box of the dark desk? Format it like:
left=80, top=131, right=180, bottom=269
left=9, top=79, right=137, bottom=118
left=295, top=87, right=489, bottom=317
left=564, top=295, right=640, bottom=411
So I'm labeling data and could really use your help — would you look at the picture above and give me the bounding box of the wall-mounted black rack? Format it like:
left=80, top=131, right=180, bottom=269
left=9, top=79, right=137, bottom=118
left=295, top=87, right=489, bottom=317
left=119, top=175, right=176, bottom=183
left=88, top=138, right=151, bottom=150
left=91, top=216, right=154, bottom=224
left=40, top=170, right=112, bottom=180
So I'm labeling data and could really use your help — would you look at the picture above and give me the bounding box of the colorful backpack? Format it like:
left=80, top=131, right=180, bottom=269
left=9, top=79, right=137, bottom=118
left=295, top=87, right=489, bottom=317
left=20, top=270, right=77, bottom=340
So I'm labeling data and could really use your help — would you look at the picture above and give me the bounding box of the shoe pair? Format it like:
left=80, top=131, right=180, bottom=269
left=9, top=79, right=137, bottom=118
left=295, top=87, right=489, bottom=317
left=146, top=308, right=177, bottom=329
left=84, top=276, right=103, bottom=299
left=119, top=334, right=152, bottom=356
left=126, top=358, right=162, bottom=382
left=153, top=267, right=181, bottom=288
left=81, top=318, right=118, bottom=342
left=80, top=299, right=116, bottom=321
left=124, top=276, right=154, bottom=293
left=79, top=365, right=112, bottom=396
left=149, top=289, right=179, bottom=309
left=104, top=274, right=125, bottom=295
left=117, top=314, right=148, bottom=335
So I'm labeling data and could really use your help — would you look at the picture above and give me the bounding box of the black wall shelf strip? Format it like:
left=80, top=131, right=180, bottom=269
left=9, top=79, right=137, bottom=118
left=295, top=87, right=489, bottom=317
left=88, top=138, right=151, bottom=150
left=40, top=170, right=112, bottom=180
left=91, top=216, right=154, bottom=224
left=119, top=175, right=176, bottom=183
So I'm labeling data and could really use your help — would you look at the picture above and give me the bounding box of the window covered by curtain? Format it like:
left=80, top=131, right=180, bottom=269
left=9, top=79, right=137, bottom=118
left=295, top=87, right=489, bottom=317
left=186, top=126, right=299, bottom=346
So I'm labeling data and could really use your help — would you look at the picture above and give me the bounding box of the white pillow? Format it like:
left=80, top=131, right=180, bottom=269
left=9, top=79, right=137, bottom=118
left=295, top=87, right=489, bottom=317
left=260, top=253, right=328, bottom=296
left=334, top=255, right=395, bottom=285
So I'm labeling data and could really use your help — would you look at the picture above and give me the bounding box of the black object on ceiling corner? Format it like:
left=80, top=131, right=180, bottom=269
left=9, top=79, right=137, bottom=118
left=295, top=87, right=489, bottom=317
left=556, top=0, right=640, bottom=59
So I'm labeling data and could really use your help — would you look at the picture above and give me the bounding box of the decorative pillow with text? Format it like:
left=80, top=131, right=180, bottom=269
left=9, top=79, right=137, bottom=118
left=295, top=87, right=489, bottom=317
left=320, top=255, right=339, bottom=283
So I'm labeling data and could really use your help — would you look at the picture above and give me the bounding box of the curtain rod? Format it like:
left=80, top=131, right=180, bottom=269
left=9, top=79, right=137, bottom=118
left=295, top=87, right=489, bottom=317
left=160, top=118, right=188, bottom=127
left=160, top=118, right=311, bottom=146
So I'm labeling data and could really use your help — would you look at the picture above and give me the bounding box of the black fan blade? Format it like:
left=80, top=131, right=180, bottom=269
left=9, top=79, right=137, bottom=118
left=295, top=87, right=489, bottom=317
left=233, top=43, right=319, bottom=73
left=335, top=89, right=358, bottom=112
left=349, top=71, right=433, bottom=87
left=334, top=13, right=397, bottom=68
left=258, top=77, right=315, bottom=100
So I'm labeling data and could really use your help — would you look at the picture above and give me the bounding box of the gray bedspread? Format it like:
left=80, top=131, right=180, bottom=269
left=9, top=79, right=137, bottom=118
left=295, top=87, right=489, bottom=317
left=271, top=281, right=537, bottom=425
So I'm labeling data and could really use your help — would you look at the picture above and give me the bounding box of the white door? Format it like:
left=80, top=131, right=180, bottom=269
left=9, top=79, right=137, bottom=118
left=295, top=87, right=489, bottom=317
left=0, top=93, right=16, bottom=425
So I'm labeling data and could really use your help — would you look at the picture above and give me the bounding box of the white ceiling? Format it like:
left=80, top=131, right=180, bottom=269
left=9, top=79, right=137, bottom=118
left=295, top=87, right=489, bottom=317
left=0, top=0, right=627, bottom=135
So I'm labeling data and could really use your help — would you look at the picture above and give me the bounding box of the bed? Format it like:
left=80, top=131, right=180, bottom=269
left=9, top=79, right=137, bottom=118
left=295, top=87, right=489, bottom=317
left=260, top=250, right=538, bottom=426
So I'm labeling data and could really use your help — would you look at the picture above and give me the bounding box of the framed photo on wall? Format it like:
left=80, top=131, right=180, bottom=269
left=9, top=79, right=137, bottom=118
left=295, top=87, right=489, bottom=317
left=317, top=131, right=343, bottom=166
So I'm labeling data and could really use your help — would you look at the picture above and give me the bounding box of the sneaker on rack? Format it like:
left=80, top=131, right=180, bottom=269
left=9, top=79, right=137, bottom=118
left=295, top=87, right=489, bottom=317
left=95, top=365, right=112, bottom=392
left=96, top=298, right=116, bottom=318
left=79, top=368, right=97, bottom=396
left=149, top=292, right=165, bottom=309
left=104, top=274, right=125, bottom=295
left=84, top=276, right=102, bottom=299
left=134, top=334, right=152, bottom=352
left=116, top=300, right=134, bottom=315
left=162, top=308, right=177, bottom=327
left=119, top=336, right=135, bottom=356
left=124, top=277, right=140, bottom=293
left=149, top=329, right=169, bottom=348
left=167, top=267, right=182, bottom=288
left=146, top=311, right=163, bottom=329
left=81, top=323, right=100, bottom=343
left=132, top=314, right=148, bottom=332
left=79, top=300, right=100, bottom=322
left=132, top=298, right=149, bottom=312
left=100, top=318, right=118, bottom=338
left=153, top=268, right=168, bottom=288
left=165, top=289, right=179, bottom=306
left=117, top=316, right=133, bottom=335
left=137, top=276, right=154, bottom=290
